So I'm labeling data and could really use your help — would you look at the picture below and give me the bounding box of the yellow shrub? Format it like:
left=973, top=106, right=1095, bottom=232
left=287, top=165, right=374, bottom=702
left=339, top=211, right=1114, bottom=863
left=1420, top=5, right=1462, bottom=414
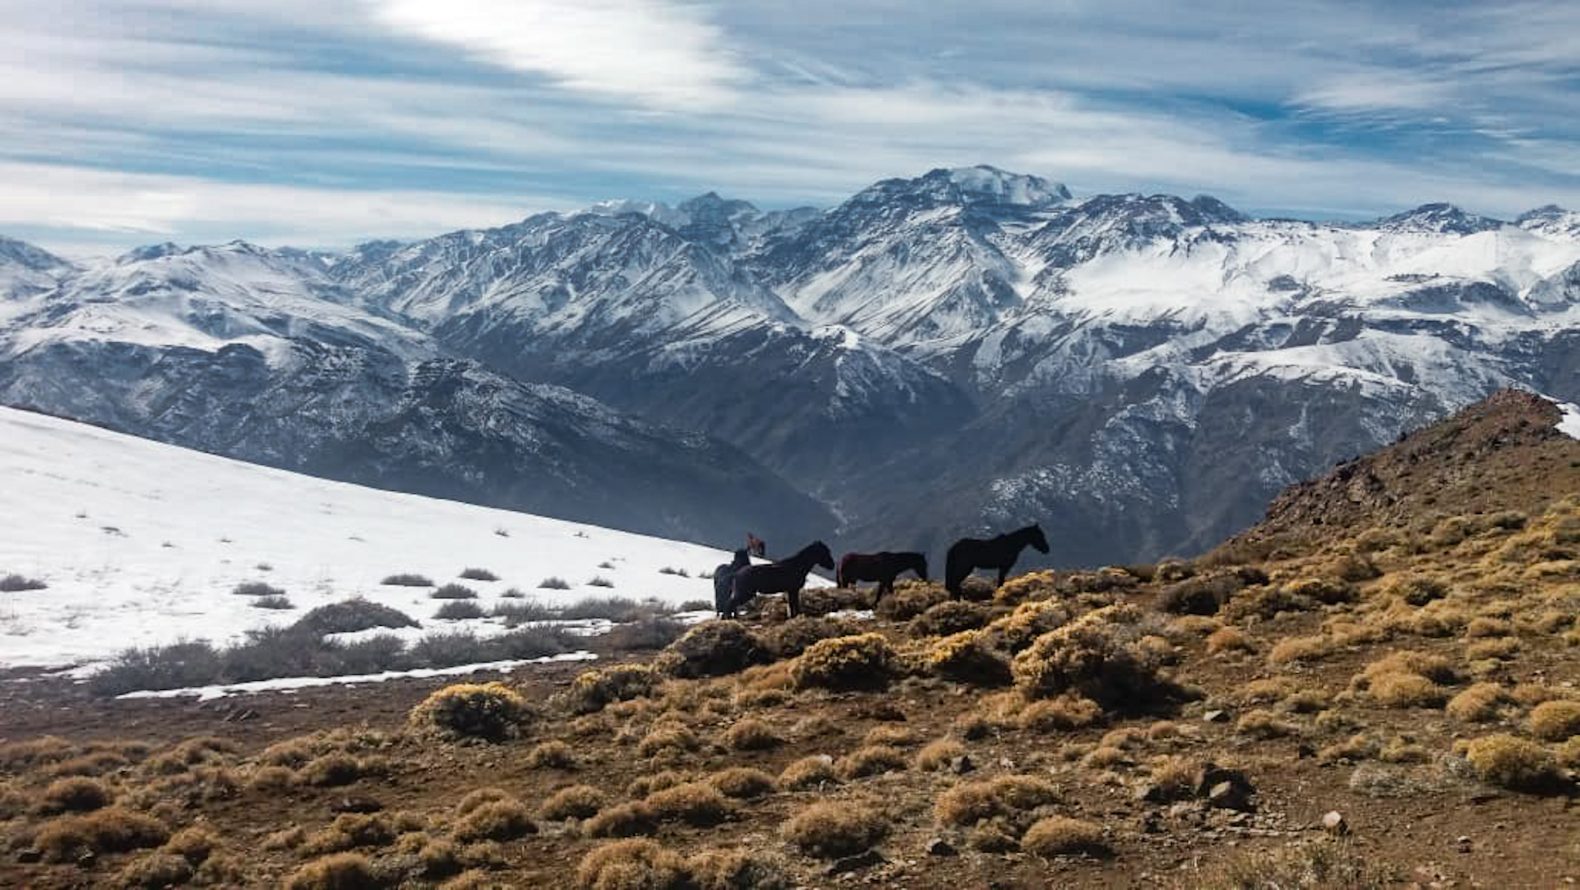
left=409, top=682, right=527, bottom=741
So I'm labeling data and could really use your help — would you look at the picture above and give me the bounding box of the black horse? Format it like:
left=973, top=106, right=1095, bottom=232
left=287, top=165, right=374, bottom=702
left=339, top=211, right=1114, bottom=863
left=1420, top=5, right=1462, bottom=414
left=945, top=524, right=1049, bottom=598
left=728, top=541, right=834, bottom=619
left=712, top=548, right=752, bottom=618
left=837, top=551, right=928, bottom=607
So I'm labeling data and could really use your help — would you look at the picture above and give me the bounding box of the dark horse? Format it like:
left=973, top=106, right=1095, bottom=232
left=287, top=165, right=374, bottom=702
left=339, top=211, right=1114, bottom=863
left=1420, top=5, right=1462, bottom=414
left=837, top=551, right=928, bottom=607
left=712, top=549, right=752, bottom=618
left=945, top=524, right=1049, bottom=598
left=728, top=541, right=834, bottom=619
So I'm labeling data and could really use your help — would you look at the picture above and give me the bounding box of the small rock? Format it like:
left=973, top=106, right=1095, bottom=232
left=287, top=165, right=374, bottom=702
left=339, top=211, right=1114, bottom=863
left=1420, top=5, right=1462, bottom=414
left=1140, top=812, right=1163, bottom=834
left=1208, top=780, right=1253, bottom=812
left=1321, top=811, right=1348, bottom=836
left=1203, top=709, right=1230, bottom=723
left=828, top=849, right=886, bottom=875
left=925, top=838, right=956, bottom=857
left=1134, top=782, right=1164, bottom=803
left=1456, top=835, right=1473, bottom=854
left=950, top=754, right=975, bottom=775
left=998, top=757, right=1015, bottom=770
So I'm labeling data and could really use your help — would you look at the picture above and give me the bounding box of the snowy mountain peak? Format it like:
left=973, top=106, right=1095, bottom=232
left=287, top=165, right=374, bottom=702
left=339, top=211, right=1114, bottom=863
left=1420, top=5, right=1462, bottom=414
left=853, top=165, right=1071, bottom=211
left=0, top=236, right=71, bottom=273
left=1377, top=202, right=1504, bottom=235
left=1517, top=205, right=1580, bottom=239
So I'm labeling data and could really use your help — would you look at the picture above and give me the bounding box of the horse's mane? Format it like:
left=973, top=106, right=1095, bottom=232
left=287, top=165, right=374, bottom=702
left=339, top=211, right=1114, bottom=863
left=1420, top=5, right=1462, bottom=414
left=784, top=540, right=828, bottom=563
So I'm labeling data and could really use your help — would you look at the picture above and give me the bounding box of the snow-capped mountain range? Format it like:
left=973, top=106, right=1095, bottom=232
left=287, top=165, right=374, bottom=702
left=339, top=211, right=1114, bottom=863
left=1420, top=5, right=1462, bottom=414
left=3, top=165, right=1577, bottom=565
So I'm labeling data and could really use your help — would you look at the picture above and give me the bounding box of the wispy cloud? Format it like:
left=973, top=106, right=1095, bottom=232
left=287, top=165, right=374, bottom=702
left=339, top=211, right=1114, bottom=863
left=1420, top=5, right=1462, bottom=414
left=0, top=0, right=1576, bottom=253
left=366, top=0, right=746, bottom=109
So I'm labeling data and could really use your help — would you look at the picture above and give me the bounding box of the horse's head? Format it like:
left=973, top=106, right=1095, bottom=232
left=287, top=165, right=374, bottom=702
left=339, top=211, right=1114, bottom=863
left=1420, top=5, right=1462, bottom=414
left=1028, top=524, right=1050, bottom=554
left=811, top=540, right=835, bottom=570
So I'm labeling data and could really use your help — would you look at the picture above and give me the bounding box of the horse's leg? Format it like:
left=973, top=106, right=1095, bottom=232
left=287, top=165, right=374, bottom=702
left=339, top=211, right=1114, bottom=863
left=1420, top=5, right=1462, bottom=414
left=997, top=566, right=1008, bottom=587
left=788, top=588, right=801, bottom=619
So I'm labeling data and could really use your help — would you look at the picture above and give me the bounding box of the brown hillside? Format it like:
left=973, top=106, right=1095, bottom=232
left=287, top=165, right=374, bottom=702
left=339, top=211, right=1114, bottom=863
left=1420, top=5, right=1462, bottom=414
left=1217, top=389, right=1580, bottom=561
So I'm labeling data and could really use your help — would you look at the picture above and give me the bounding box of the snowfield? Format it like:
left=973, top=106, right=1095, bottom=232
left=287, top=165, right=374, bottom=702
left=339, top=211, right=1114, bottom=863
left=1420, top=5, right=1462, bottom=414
left=0, top=406, right=770, bottom=670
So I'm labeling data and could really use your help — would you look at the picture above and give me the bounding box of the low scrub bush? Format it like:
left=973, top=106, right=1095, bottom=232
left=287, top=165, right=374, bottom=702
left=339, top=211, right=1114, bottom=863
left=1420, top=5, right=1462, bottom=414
left=1463, top=734, right=1562, bottom=792
left=408, top=682, right=528, bottom=741
left=909, top=600, right=993, bottom=637
left=760, top=616, right=862, bottom=660
left=791, top=633, right=895, bottom=691
left=1010, top=604, right=1181, bottom=709
left=657, top=622, right=768, bottom=678
left=643, top=782, right=732, bottom=826
left=1205, top=627, right=1251, bottom=655
left=782, top=801, right=888, bottom=858
left=576, top=839, right=686, bottom=890
left=686, top=847, right=789, bottom=890
left=1446, top=683, right=1506, bottom=722
left=0, top=573, right=47, bottom=592
left=925, top=631, right=1012, bottom=686
left=431, top=583, right=478, bottom=600
left=935, top=774, right=1058, bottom=833
left=1021, top=816, right=1110, bottom=858
left=434, top=601, right=485, bottom=620
left=453, top=799, right=536, bottom=842
left=604, top=616, right=686, bottom=652
left=252, top=594, right=294, bottom=610
left=539, top=785, right=605, bottom=821
left=721, top=718, right=781, bottom=751
left=37, top=777, right=112, bottom=814
left=1018, top=693, right=1104, bottom=732
left=458, top=568, right=498, bottom=581
left=35, top=806, right=168, bottom=862
left=539, top=577, right=571, bottom=590
left=562, top=664, right=659, bottom=714
left=232, top=581, right=284, bottom=597
left=295, top=599, right=418, bottom=636
left=779, top=756, right=840, bottom=791
left=525, top=739, right=577, bottom=769
left=635, top=723, right=700, bottom=759
left=837, top=744, right=908, bottom=779
left=984, top=600, right=1072, bottom=653
left=284, top=853, right=382, bottom=890
left=915, top=738, right=966, bottom=771
left=584, top=801, right=659, bottom=839
left=588, top=576, right=615, bottom=588
left=1157, top=571, right=1246, bottom=615
left=874, top=583, right=948, bottom=622
left=381, top=573, right=433, bottom=587
left=707, top=767, right=777, bottom=799
left=1529, top=700, right=1580, bottom=741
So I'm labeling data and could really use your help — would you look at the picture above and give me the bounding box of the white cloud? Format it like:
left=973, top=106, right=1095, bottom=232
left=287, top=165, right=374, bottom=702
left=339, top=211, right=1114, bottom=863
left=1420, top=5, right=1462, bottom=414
left=0, top=162, right=569, bottom=254
left=366, top=0, right=747, bottom=109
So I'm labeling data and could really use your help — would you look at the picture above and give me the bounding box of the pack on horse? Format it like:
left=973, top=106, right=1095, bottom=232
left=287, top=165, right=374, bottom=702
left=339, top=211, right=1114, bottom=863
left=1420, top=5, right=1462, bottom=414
left=712, top=549, right=752, bottom=618
left=945, top=524, right=1049, bottom=598
left=837, top=551, right=928, bottom=607
left=727, top=541, right=834, bottom=619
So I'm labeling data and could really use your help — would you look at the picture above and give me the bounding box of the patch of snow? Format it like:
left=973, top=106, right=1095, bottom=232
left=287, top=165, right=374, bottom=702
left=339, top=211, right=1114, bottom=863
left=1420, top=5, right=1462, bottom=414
left=0, top=406, right=747, bottom=669
left=114, top=651, right=597, bottom=702
left=1544, top=397, right=1580, bottom=440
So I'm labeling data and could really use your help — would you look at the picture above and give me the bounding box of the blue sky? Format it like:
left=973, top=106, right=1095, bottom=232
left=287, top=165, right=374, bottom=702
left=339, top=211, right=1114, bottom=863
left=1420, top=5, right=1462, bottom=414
left=3, top=0, right=1577, bottom=255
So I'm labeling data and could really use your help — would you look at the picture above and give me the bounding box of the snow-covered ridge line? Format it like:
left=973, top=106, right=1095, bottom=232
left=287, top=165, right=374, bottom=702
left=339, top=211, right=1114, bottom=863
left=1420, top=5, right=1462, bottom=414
left=114, top=652, right=597, bottom=702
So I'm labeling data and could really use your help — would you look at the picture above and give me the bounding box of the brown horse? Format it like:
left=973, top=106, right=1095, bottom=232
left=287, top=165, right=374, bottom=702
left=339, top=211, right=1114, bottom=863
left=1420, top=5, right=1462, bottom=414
left=837, top=551, right=927, bottom=607
left=945, top=524, right=1048, bottom=598
left=728, top=541, right=833, bottom=619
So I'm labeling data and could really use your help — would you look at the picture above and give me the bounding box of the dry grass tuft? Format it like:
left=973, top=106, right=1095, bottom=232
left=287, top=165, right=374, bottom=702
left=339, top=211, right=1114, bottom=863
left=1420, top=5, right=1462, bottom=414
left=116, top=851, right=195, bottom=888
left=1463, top=734, right=1562, bottom=792
left=780, top=756, right=840, bottom=791
left=790, top=633, right=895, bottom=691
left=657, top=622, right=768, bottom=678
left=37, top=776, right=113, bottom=813
left=720, top=717, right=782, bottom=751
left=284, top=853, right=384, bottom=890
left=1194, top=840, right=1392, bottom=889
left=1010, top=604, right=1179, bottom=708
left=409, top=682, right=528, bottom=741
left=1018, top=693, right=1104, bottom=731
left=1267, top=635, right=1335, bottom=665
left=782, top=801, right=889, bottom=858
left=539, top=785, right=606, bottom=821
left=562, top=664, right=660, bottom=715
left=1369, top=672, right=1448, bottom=709
left=34, top=806, right=169, bottom=862
left=525, top=740, right=577, bottom=769
left=1446, top=683, right=1507, bottom=722
left=707, top=767, right=777, bottom=799
left=686, top=847, right=790, bottom=890
left=642, top=781, right=732, bottom=826
left=1528, top=700, right=1580, bottom=741
left=1205, top=626, right=1252, bottom=656
left=453, top=798, right=537, bottom=842
left=575, top=838, right=688, bottom=890
left=837, top=744, right=909, bottom=780
left=1236, top=709, right=1299, bottom=739
left=914, top=738, right=966, bottom=771
left=909, top=600, right=993, bottom=637
left=635, top=722, right=700, bottom=759
left=300, top=813, right=402, bottom=855
left=1021, top=816, right=1111, bottom=858
left=584, top=801, right=659, bottom=839
left=935, top=774, right=1059, bottom=829
left=925, top=631, right=1012, bottom=685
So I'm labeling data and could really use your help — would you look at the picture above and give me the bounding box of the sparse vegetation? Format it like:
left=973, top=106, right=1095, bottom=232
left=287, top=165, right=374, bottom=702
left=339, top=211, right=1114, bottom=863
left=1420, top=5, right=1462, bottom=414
left=409, top=682, right=528, bottom=741
left=232, top=580, right=284, bottom=597
left=431, top=583, right=479, bottom=600
left=0, top=573, right=47, bottom=592
left=434, top=600, right=486, bottom=620
left=782, top=801, right=888, bottom=858
left=252, top=594, right=295, bottom=609
left=1463, top=734, right=1563, bottom=792
left=588, top=576, right=615, bottom=588
left=459, top=568, right=499, bottom=581
left=791, top=633, right=895, bottom=690
left=539, top=576, right=571, bottom=590
left=381, top=573, right=434, bottom=587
